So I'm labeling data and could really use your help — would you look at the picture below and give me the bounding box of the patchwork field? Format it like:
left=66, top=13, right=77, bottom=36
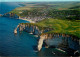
left=22, top=18, right=80, bottom=38
left=10, top=2, right=80, bottom=38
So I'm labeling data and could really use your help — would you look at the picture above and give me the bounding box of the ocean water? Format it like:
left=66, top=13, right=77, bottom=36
left=0, top=2, right=67, bottom=56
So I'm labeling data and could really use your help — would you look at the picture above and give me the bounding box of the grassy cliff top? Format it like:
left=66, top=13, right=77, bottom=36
left=36, top=18, right=80, bottom=38
left=22, top=18, right=80, bottom=38
left=10, top=2, right=80, bottom=38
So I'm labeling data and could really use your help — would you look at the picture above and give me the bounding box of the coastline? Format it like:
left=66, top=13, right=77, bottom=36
left=19, top=17, right=35, bottom=23
left=0, top=14, right=2, bottom=16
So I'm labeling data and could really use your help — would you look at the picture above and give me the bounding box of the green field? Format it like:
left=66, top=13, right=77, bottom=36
left=10, top=2, right=80, bottom=38
left=22, top=18, right=80, bottom=38
left=37, top=18, right=80, bottom=38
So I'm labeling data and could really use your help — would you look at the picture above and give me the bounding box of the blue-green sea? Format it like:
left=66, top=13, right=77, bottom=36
left=0, top=2, right=67, bottom=57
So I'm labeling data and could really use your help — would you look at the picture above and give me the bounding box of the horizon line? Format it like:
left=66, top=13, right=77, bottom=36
left=0, top=1, right=80, bottom=2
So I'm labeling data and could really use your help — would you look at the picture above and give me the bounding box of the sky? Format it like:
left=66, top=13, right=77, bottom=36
left=0, top=0, right=80, bottom=2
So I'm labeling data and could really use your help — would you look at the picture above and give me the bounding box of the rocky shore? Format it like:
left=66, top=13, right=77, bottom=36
left=2, top=13, right=19, bottom=19
left=14, top=23, right=79, bottom=56
left=0, top=14, right=2, bottom=17
left=1, top=13, right=40, bottom=23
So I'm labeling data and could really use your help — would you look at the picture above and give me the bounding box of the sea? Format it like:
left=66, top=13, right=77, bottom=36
left=0, top=2, right=67, bottom=57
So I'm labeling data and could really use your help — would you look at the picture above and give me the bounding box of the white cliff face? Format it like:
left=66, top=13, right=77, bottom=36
left=14, top=29, right=17, bottom=34
left=37, top=34, right=79, bottom=51
left=14, top=24, right=79, bottom=51
left=24, top=24, right=40, bottom=35
left=37, top=35, right=46, bottom=51
left=19, top=24, right=25, bottom=32
left=16, top=24, right=53, bottom=35
left=45, top=38, right=63, bottom=47
left=14, top=25, right=19, bottom=34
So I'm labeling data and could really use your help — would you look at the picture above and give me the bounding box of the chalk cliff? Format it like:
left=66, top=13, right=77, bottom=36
left=14, top=23, right=79, bottom=52
left=39, top=33, right=79, bottom=51
left=3, top=13, right=19, bottom=19
left=0, top=14, right=2, bottom=16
